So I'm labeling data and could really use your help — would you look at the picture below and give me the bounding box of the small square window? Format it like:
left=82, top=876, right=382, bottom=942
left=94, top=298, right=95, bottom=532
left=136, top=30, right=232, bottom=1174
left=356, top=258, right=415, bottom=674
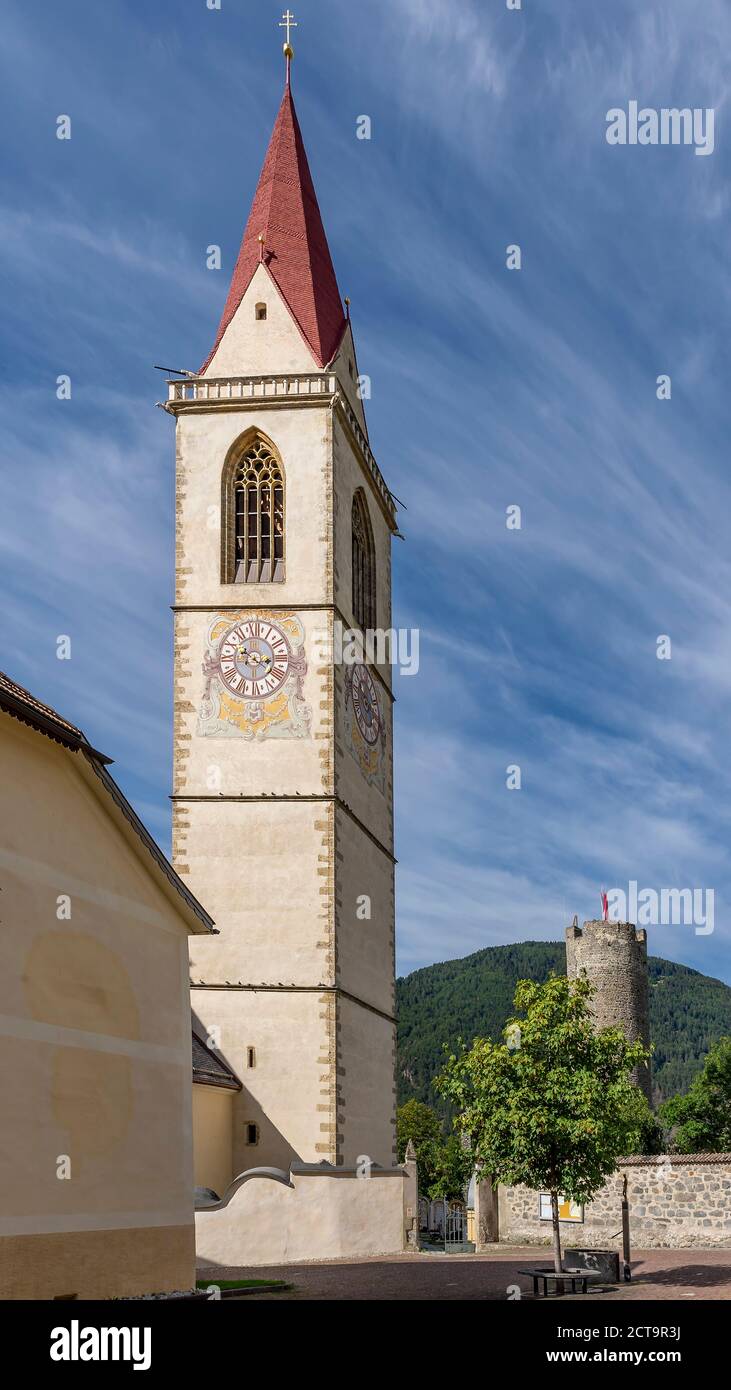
left=245, top=1123, right=259, bottom=1146
left=255, top=303, right=267, bottom=321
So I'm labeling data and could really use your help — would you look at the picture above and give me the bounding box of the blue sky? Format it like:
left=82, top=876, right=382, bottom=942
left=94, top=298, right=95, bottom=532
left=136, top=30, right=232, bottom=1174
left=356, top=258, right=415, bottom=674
left=2, top=0, right=730, bottom=983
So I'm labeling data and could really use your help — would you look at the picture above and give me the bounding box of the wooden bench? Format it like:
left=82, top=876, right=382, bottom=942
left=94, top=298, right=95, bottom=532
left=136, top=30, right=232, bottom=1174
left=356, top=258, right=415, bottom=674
left=518, top=1267, right=603, bottom=1298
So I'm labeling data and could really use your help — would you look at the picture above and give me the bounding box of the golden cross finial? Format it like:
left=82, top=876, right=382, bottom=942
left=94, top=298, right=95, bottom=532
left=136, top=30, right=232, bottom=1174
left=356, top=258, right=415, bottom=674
left=280, top=10, right=297, bottom=45
left=279, top=9, right=297, bottom=82
left=280, top=9, right=297, bottom=51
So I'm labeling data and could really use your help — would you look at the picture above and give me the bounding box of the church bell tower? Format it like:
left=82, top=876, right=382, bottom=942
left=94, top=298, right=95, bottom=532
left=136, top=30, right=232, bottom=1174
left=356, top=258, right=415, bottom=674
left=166, top=40, right=398, bottom=1175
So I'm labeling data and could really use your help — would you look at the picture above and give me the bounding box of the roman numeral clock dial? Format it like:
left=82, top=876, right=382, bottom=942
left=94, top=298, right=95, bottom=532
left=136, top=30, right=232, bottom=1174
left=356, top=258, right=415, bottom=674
left=218, top=620, right=291, bottom=699
left=351, top=664, right=381, bottom=746
left=198, top=613, right=310, bottom=741
left=344, top=661, right=386, bottom=790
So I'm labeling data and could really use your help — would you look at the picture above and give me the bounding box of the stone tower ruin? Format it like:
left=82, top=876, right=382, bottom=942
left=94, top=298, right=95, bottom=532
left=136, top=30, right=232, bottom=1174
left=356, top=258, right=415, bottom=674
left=565, top=919, right=652, bottom=1104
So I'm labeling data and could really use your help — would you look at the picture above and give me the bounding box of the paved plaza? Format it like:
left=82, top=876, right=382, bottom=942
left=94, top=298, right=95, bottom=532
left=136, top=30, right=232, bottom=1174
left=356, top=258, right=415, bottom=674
left=199, top=1246, right=731, bottom=1301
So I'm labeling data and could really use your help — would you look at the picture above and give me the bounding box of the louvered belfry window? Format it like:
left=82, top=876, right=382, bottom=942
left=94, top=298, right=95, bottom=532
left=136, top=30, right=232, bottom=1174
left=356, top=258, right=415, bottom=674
left=231, top=437, right=285, bottom=584
left=352, top=489, right=376, bottom=630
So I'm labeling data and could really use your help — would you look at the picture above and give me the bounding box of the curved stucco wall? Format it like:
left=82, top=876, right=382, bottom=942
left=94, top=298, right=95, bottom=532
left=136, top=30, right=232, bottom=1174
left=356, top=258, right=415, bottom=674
left=195, top=1166, right=405, bottom=1267
left=193, top=1084, right=235, bottom=1200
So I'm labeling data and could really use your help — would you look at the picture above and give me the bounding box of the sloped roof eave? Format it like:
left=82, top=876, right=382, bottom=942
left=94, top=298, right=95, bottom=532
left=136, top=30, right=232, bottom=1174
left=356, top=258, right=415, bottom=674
left=0, top=669, right=215, bottom=937
left=191, top=1028, right=242, bottom=1090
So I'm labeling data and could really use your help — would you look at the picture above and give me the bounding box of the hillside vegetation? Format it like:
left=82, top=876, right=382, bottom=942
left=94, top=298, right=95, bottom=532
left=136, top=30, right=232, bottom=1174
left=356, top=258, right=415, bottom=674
left=397, top=942, right=731, bottom=1109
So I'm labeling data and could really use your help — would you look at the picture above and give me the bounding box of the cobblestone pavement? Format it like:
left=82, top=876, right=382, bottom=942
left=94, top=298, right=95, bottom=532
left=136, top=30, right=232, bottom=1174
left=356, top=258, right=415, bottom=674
left=198, top=1246, right=731, bottom=1301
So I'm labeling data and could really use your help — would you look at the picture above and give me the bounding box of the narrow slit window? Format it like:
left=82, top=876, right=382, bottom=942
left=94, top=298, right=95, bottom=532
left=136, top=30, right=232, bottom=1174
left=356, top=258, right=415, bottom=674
left=352, top=490, right=376, bottom=631
left=245, top=1123, right=259, bottom=1146
left=247, top=1047, right=256, bottom=1069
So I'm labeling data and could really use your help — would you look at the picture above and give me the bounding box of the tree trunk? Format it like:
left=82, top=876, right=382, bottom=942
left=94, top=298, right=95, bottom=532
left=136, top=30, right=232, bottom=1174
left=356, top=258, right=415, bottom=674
left=550, top=1189, right=563, bottom=1277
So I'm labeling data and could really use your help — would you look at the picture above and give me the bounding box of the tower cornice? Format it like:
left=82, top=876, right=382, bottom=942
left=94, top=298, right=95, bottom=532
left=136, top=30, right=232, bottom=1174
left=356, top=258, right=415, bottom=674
left=162, top=369, right=337, bottom=413
left=190, top=982, right=397, bottom=1028
left=171, top=793, right=396, bottom=863
left=163, top=373, right=398, bottom=532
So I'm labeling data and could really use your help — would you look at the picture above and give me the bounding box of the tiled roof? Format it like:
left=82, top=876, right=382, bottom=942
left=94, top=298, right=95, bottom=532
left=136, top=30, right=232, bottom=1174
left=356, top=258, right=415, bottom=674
left=620, top=1153, right=731, bottom=1166
left=201, top=83, right=347, bottom=372
left=0, top=669, right=110, bottom=762
left=192, top=1028, right=242, bottom=1090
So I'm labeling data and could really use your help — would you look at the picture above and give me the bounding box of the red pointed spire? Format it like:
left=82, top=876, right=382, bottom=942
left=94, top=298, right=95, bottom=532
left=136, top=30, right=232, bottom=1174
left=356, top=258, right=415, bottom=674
left=202, top=84, right=347, bottom=373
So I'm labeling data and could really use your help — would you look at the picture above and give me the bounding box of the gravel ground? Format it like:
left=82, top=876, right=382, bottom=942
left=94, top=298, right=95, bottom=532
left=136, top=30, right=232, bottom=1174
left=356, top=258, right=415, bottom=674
left=197, top=1246, right=731, bottom=1301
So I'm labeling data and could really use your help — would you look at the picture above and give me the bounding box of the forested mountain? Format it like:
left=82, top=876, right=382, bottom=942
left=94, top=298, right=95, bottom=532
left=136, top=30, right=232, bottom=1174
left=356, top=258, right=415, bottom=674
left=397, top=942, right=731, bottom=1108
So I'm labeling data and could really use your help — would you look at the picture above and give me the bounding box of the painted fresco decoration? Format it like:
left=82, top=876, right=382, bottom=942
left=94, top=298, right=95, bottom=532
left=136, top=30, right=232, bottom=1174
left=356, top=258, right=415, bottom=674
left=344, top=662, right=386, bottom=791
left=198, top=613, right=311, bottom=740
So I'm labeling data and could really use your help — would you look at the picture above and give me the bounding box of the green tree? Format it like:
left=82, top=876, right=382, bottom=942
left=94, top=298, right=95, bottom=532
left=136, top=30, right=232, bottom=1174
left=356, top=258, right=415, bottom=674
left=426, top=1133, right=473, bottom=1201
left=436, top=975, right=650, bottom=1275
left=604, top=1078, right=666, bottom=1157
left=396, top=1099, right=441, bottom=1160
left=659, top=1036, right=731, bottom=1153
left=620, top=1089, right=666, bottom=1156
left=396, top=1100, right=472, bottom=1200
left=396, top=1100, right=442, bottom=1191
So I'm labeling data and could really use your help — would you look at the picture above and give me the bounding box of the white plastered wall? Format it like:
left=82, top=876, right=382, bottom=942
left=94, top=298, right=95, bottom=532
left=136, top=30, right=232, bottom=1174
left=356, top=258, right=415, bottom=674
left=196, top=1167, right=405, bottom=1266
left=0, top=712, right=197, bottom=1297
left=203, top=264, right=321, bottom=378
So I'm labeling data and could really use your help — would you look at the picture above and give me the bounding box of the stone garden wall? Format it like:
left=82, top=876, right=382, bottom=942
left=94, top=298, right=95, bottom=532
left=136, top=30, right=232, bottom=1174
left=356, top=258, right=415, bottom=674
left=498, top=1155, right=731, bottom=1249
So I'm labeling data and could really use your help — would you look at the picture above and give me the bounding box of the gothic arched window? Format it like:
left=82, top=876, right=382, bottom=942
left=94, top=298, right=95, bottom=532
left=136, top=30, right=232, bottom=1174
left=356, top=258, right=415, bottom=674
left=352, top=489, right=376, bottom=630
left=222, top=433, right=285, bottom=584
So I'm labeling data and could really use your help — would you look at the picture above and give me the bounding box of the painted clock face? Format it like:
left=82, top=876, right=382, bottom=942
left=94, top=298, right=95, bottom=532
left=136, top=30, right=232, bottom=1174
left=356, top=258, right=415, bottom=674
left=351, top=664, right=381, bottom=746
left=218, top=619, right=291, bottom=700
